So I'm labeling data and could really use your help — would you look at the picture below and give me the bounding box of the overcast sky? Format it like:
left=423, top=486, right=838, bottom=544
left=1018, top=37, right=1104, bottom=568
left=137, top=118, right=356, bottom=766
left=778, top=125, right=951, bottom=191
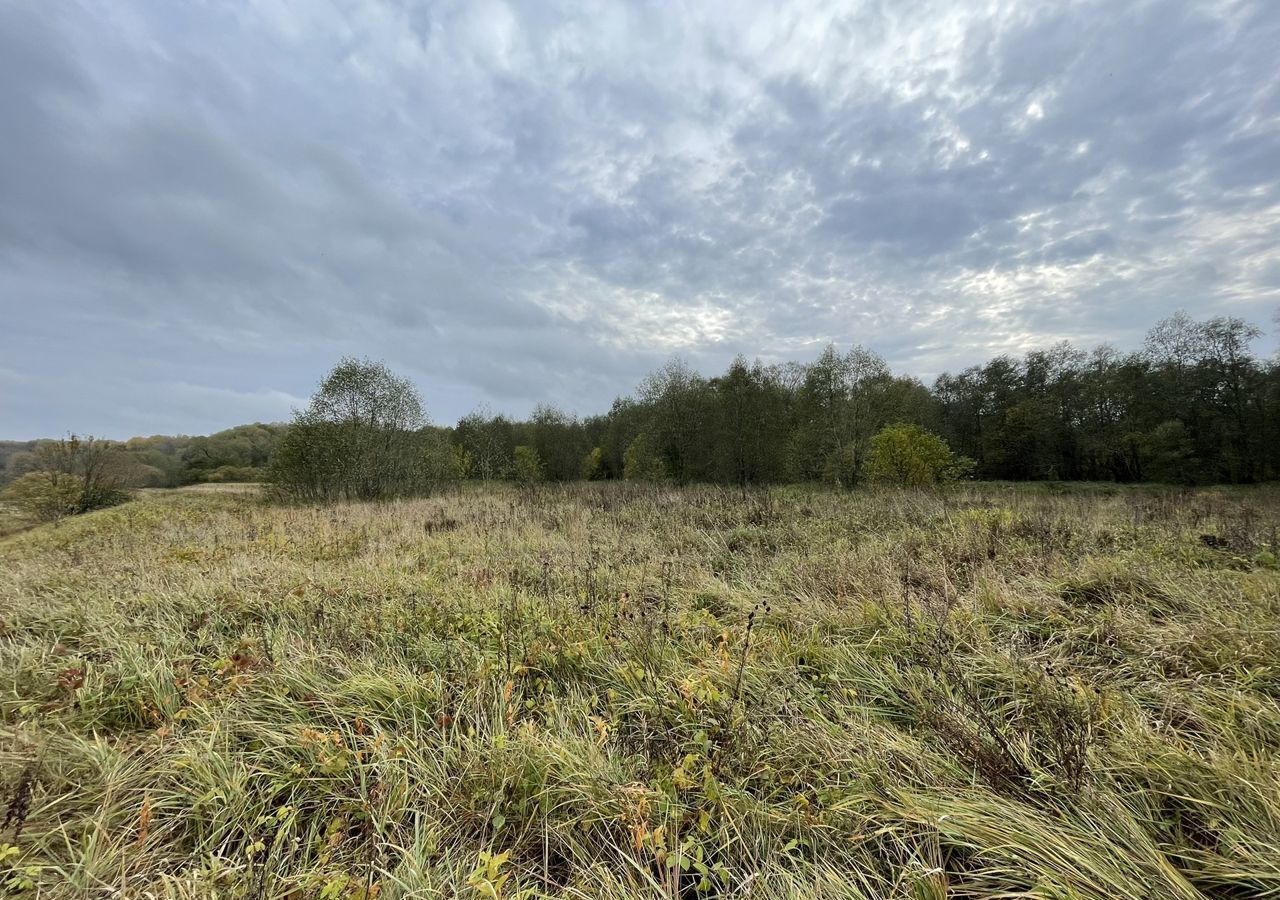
left=2, top=0, right=1278, bottom=439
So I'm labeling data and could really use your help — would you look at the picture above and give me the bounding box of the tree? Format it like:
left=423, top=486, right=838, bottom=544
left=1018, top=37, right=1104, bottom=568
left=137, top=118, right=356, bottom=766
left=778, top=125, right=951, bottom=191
left=512, top=446, right=545, bottom=484
left=455, top=407, right=514, bottom=481
left=638, top=359, right=709, bottom=482
left=11, top=311, right=1267, bottom=498
left=623, top=432, right=666, bottom=481
left=1, top=434, right=129, bottom=521
left=580, top=447, right=605, bottom=480
left=709, top=357, right=789, bottom=485
left=1199, top=316, right=1263, bottom=481
left=790, top=345, right=891, bottom=486
left=421, top=430, right=467, bottom=489
left=528, top=404, right=586, bottom=481
left=1143, top=420, right=1195, bottom=484
left=270, top=359, right=428, bottom=501
left=181, top=424, right=286, bottom=483
left=863, top=424, right=969, bottom=486
left=2, top=472, right=88, bottom=522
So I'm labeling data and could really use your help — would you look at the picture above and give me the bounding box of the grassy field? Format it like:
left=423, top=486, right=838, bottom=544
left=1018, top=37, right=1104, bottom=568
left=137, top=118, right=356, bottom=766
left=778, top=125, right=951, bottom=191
left=1, top=483, right=1278, bottom=898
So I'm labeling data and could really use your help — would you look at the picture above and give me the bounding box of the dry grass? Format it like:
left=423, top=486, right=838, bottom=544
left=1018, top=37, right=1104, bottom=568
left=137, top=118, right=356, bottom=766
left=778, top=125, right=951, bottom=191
left=0, top=501, right=32, bottom=540
left=1, top=482, right=1278, bottom=898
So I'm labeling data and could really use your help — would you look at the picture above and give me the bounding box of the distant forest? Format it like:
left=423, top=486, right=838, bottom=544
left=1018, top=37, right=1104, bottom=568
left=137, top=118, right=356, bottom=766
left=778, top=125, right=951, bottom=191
left=3, top=311, right=1277, bottom=491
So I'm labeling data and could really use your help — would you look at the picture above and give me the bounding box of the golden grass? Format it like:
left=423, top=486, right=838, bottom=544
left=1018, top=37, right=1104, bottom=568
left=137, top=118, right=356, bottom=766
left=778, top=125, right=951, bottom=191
left=0, top=482, right=1278, bottom=898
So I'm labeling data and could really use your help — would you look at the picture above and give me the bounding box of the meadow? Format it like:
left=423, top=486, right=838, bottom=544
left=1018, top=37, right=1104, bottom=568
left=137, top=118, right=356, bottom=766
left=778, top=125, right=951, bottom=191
left=1, top=482, right=1278, bottom=898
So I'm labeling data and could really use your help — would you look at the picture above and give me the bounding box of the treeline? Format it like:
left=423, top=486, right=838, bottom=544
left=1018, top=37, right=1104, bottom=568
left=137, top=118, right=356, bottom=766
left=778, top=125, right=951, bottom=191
left=449, top=312, right=1279, bottom=487
left=266, top=357, right=971, bottom=501
left=0, top=423, right=287, bottom=489
left=6, top=311, right=1277, bottom=507
left=933, top=314, right=1277, bottom=484
left=269, top=311, right=1279, bottom=500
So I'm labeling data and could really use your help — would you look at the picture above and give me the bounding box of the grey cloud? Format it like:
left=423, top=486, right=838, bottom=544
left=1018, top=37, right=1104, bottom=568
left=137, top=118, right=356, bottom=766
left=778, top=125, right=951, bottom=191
left=1, top=0, right=1278, bottom=438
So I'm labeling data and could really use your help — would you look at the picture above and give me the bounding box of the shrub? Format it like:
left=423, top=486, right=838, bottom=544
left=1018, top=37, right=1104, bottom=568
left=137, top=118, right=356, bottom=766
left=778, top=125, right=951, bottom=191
left=580, top=447, right=605, bottom=480
left=270, top=359, right=429, bottom=502
left=864, top=424, right=971, bottom=486
left=2, top=472, right=86, bottom=521
left=623, top=433, right=666, bottom=481
left=421, top=433, right=468, bottom=489
left=512, top=445, right=545, bottom=484
left=1, top=435, right=129, bottom=521
left=821, top=444, right=862, bottom=488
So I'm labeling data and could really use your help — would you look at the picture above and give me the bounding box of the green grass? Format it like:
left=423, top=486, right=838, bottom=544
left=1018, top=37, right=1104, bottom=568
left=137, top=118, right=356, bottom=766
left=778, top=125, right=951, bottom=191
left=1, top=483, right=1278, bottom=898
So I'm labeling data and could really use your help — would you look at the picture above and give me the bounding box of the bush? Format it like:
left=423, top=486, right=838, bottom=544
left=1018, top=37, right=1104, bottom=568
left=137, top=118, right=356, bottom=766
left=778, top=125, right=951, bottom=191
left=2, top=471, right=128, bottom=522
left=821, top=444, right=862, bottom=489
left=623, top=433, right=666, bottom=481
left=2, top=472, right=85, bottom=521
left=580, top=447, right=604, bottom=480
left=421, top=433, right=467, bottom=489
left=512, top=446, right=545, bottom=484
left=1, top=435, right=130, bottom=521
left=270, top=359, right=430, bottom=502
left=864, top=424, right=971, bottom=486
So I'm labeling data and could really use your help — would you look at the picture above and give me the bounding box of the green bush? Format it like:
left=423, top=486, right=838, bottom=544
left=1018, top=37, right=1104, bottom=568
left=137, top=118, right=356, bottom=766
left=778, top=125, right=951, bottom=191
left=623, top=433, right=666, bottom=481
left=421, top=433, right=468, bottom=488
left=2, top=471, right=127, bottom=522
left=821, top=444, right=862, bottom=488
left=512, top=445, right=545, bottom=484
left=2, top=472, right=84, bottom=521
left=269, top=359, right=430, bottom=502
left=580, top=446, right=605, bottom=480
left=864, top=424, right=971, bottom=486
left=1, top=435, right=131, bottom=521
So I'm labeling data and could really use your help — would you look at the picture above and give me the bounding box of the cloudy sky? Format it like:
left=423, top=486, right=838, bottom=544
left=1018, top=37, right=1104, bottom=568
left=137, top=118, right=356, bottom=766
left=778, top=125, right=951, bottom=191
left=2, top=0, right=1278, bottom=439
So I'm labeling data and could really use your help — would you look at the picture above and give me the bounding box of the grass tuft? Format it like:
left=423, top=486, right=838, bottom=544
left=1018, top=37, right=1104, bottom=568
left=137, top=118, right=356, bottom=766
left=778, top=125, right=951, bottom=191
left=1, top=482, right=1278, bottom=897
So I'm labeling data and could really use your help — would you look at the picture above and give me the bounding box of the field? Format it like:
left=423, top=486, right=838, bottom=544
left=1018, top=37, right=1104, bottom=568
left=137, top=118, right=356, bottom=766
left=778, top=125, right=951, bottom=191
left=1, top=483, right=1278, bottom=898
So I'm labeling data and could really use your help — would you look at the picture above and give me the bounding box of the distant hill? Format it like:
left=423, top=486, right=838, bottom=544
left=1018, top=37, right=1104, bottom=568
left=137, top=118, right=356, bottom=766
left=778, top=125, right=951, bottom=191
left=0, top=425, right=288, bottom=488
left=0, top=440, right=37, bottom=475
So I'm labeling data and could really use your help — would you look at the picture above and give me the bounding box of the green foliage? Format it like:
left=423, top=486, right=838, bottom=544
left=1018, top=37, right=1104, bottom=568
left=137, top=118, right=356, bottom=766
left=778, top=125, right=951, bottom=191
left=181, top=424, right=286, bottom=483
left=4, top=429, right=286, bottom=491
left=623, top=432, right=666, bottom=481
left=202, top=465, right=267, bottom=483
left=1, top=435, right=129, bottom=522
left=935, top=314, right=1275, bottom=483
left=820, top=444, right=861, bottom=488
left=709, top=357, right=791, bottom=485
left=455, top=408, right=514, bottom=480
left=7, top=311, right=1278, bottom=491
left=0, top=843, right=40, bottom=893
left=421, top=432, right=468, bottom=488
left=467, top=850, right=526, bottom=898
left=270, top=358, right=430, bottom=502
left=580, top=447, right=604, bottom=480
left=511, top=445, right=545, bottom=484
left=864, top=424, right=969, bottom=486
left=1144, top=420, right=1196, bottom=484
left=527, top=405, right=587, bottom=481
left=1, top=472, right=86, bottom=521
left=789, top=345, right=901, bottom=485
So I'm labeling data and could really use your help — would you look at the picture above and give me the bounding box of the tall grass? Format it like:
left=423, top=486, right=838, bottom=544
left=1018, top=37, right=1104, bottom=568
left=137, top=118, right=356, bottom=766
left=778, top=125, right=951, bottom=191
left=1, top=482, right=1277, bottom=897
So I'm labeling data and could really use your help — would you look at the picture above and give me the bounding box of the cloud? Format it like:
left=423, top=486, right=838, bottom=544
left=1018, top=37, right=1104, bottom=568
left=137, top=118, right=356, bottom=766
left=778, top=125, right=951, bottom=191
left=1, top=0, right=1278, bottom=438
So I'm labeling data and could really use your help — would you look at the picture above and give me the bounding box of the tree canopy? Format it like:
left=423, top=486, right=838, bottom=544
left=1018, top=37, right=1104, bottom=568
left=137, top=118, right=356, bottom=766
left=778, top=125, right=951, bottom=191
left=270, top=358, right=437, bottom=502
left=7, top=311, right=1277, bottom=498
left=864, top=424, right=971, bottom=486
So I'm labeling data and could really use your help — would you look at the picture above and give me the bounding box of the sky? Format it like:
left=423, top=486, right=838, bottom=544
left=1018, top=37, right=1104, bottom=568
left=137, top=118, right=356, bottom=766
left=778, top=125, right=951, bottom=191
left=2, top=0, right=1278, bottom=440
